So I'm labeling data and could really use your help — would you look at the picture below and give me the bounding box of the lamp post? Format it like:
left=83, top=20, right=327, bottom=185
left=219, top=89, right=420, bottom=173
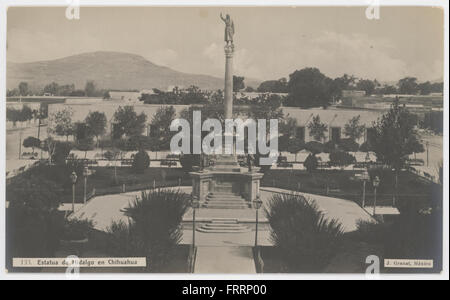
left=70, top=171, right=78, bottom=212
left=191, top=195, right=200, bottom=248
left=253, top=195, right=263, bottom=248
left=372, top=175, right=380, bottom=216
left=361, top=169, right=370, bottom=208
left=83, top=166, right=89, bottom=204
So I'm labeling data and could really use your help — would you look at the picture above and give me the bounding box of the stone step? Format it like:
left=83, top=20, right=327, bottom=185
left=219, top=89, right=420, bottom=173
left=204, top=204, right=249, bottom=209
left=210, top=218, right=238, bottom=223
left=197, top=227, right=250, bottom=233
left=203, top=223, right=244, bottom=229
left=206, top=197, right=247, bottom=202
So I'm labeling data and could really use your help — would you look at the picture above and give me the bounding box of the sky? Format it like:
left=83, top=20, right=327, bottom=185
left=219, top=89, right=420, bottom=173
left=7, top=6, right=444, bottom=83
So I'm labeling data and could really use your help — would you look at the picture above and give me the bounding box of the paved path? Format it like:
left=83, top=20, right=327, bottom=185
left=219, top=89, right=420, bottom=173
left=261, top=187, right=374, bottom=232
left=194, top=246, right=256, bottom=273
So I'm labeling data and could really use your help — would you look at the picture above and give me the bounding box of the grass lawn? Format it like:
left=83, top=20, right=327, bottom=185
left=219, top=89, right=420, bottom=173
left=67, top=166, right=191, bottom=203
left=261, top=169, right=437, bottom=210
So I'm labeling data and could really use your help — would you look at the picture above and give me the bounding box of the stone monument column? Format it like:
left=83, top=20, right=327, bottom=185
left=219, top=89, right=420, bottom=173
left=224, top=44, right=234, bottom=120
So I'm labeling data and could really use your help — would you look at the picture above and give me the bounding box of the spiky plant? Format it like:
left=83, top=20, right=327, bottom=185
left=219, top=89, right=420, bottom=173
left=265, top=192, right=344, bottom=272
left=118, top=188, right=190, bottom=271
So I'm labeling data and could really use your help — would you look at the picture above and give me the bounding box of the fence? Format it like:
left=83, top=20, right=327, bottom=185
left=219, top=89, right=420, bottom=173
left=260, top=175, right=431, bottom=208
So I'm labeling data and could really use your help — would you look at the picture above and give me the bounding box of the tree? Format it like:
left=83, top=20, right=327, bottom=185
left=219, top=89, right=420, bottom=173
left=373, top=98, right=424, bottom=204
left=233, top=76, right=245, bottom=92
left=48, top=107, right=74, bottom=141
left=149, top=106, right=176, bottom=156
left=76, top=136, right=95, bottom=159
left=84, top=80, right=97, bottom=97
left=85, top=111, right=107, bottom=146
left=418, top=81, right=432, bottom=95
left=308, top=115, right=327, bottom=142
left=344, top=115, right=365, bottom=141
left=398, top=77, right=419, bottom=95
left=257, top=78, right=288, bottom=93
left=23, top=136, right=41, bottom=153
left=286, top=68, right=333, bottom=108
left=356, top=79, right=377, bottom=95
left=6, top=108, right=21, bottom=127
left=329, top=74, right=357, bottom=100
left=18, top=82, right=29, bottom=96
left=132, top=150, right=150, bottom=173
left=113, top=106, right=147, bottom=138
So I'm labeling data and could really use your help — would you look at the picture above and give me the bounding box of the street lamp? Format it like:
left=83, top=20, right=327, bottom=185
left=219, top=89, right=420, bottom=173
left=191, top=194, right=200, bottom=248
left=83, top=166, right=89, bottom=204
left=361, top=169, right=370, bottom=208
left=372, top=175, right=380, bottom=216
left=253, top=195, right=263, bottom=248
left=70, top=171, right=78, bottom=212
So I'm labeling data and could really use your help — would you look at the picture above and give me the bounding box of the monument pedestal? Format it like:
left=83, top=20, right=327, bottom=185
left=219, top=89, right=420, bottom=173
left=190, top=170, right=264, bottom=206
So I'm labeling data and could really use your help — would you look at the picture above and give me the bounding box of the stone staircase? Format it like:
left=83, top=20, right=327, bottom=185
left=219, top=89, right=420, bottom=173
left=203, top=192, right=250, bottom=209
left=197, top=218, right=251, bottom=233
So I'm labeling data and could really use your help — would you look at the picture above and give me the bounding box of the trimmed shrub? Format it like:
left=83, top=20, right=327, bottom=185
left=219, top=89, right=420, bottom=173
left=305, top=141, right=324, bottom=154
left=23, top=136, right=41, bottom=150
left=359, top=141, right=372, bottom=152
left=266, top=193, right=344, bottom=272
left=304, top=153, right=318, bottom=172
left=338, top=138, right=359, bottom=152
left=323, top=140, right=337, bottom=153
left=329, top=151, right=356, bottom=167
left=132, top=150, right=150, bottom=173
left=179, top=154, right=201, bottom=172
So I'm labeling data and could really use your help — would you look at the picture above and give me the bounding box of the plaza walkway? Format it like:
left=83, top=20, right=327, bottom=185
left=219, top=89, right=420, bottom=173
left=194, top=246, right=256, bottom=273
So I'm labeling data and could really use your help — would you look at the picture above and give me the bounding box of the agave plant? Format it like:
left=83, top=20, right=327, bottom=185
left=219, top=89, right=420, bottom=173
left=109, top=188, right=190, bottom=271
left=265, top=192, right=344, bottom=272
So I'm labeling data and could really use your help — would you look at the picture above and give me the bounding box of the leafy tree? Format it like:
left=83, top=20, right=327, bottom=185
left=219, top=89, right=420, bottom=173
left=286, top=68, right=333, bottom=108
left=356, top=79, right=377, bottom=95
left=344, top=115, right=365, bottom=141
left=49, top=107, right=74, bottom=141
left=18, top=82, right=29, bottom=96
left=6, top=108, right=21, bottom=127
left=376, top=84, right=397, bottom=95
left=113, top=106, right=147, bottom=138
left=132, top=150, right=150, bottom=173
left=338, top=138, right=359, bottom=152
left=329, top=74, right=356, bottom=99
left=373, top=98, right=424, bottom=204
left=257, top=78, right=288, bottom=93
left=305, top=141, right=325, bottom=154
left=84, top=80, right=97, bottom=97
left=418, top=81, right=432, bottom=95
left=266, top=193, right=343, bottom=272
left=76, top=136, right=95, bottom=159
left=85, top=111, right=107, bottom=146
left=149, top=106, right=176, bottom=154
left=308, top=115, right=327, bottom=142
left=233, top=76, right=245, bottom=92
left=398, top=77, right=419, bottom=95
left=23, top=136, right=41, bottom=153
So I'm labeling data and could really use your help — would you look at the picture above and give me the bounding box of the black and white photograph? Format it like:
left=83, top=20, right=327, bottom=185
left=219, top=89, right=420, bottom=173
left=1, top=1, right=448, bottom=281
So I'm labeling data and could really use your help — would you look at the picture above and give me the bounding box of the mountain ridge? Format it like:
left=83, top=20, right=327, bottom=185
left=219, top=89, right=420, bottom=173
left=7, top=51, right=260, bottom=92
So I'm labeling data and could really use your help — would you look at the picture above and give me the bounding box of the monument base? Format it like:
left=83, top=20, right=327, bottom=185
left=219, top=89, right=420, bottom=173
left=190, top=170, right=263, bottom=207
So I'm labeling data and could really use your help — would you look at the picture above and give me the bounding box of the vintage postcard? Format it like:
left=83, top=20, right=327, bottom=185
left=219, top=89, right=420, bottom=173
left=2, top=1, right=448, bottom=281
